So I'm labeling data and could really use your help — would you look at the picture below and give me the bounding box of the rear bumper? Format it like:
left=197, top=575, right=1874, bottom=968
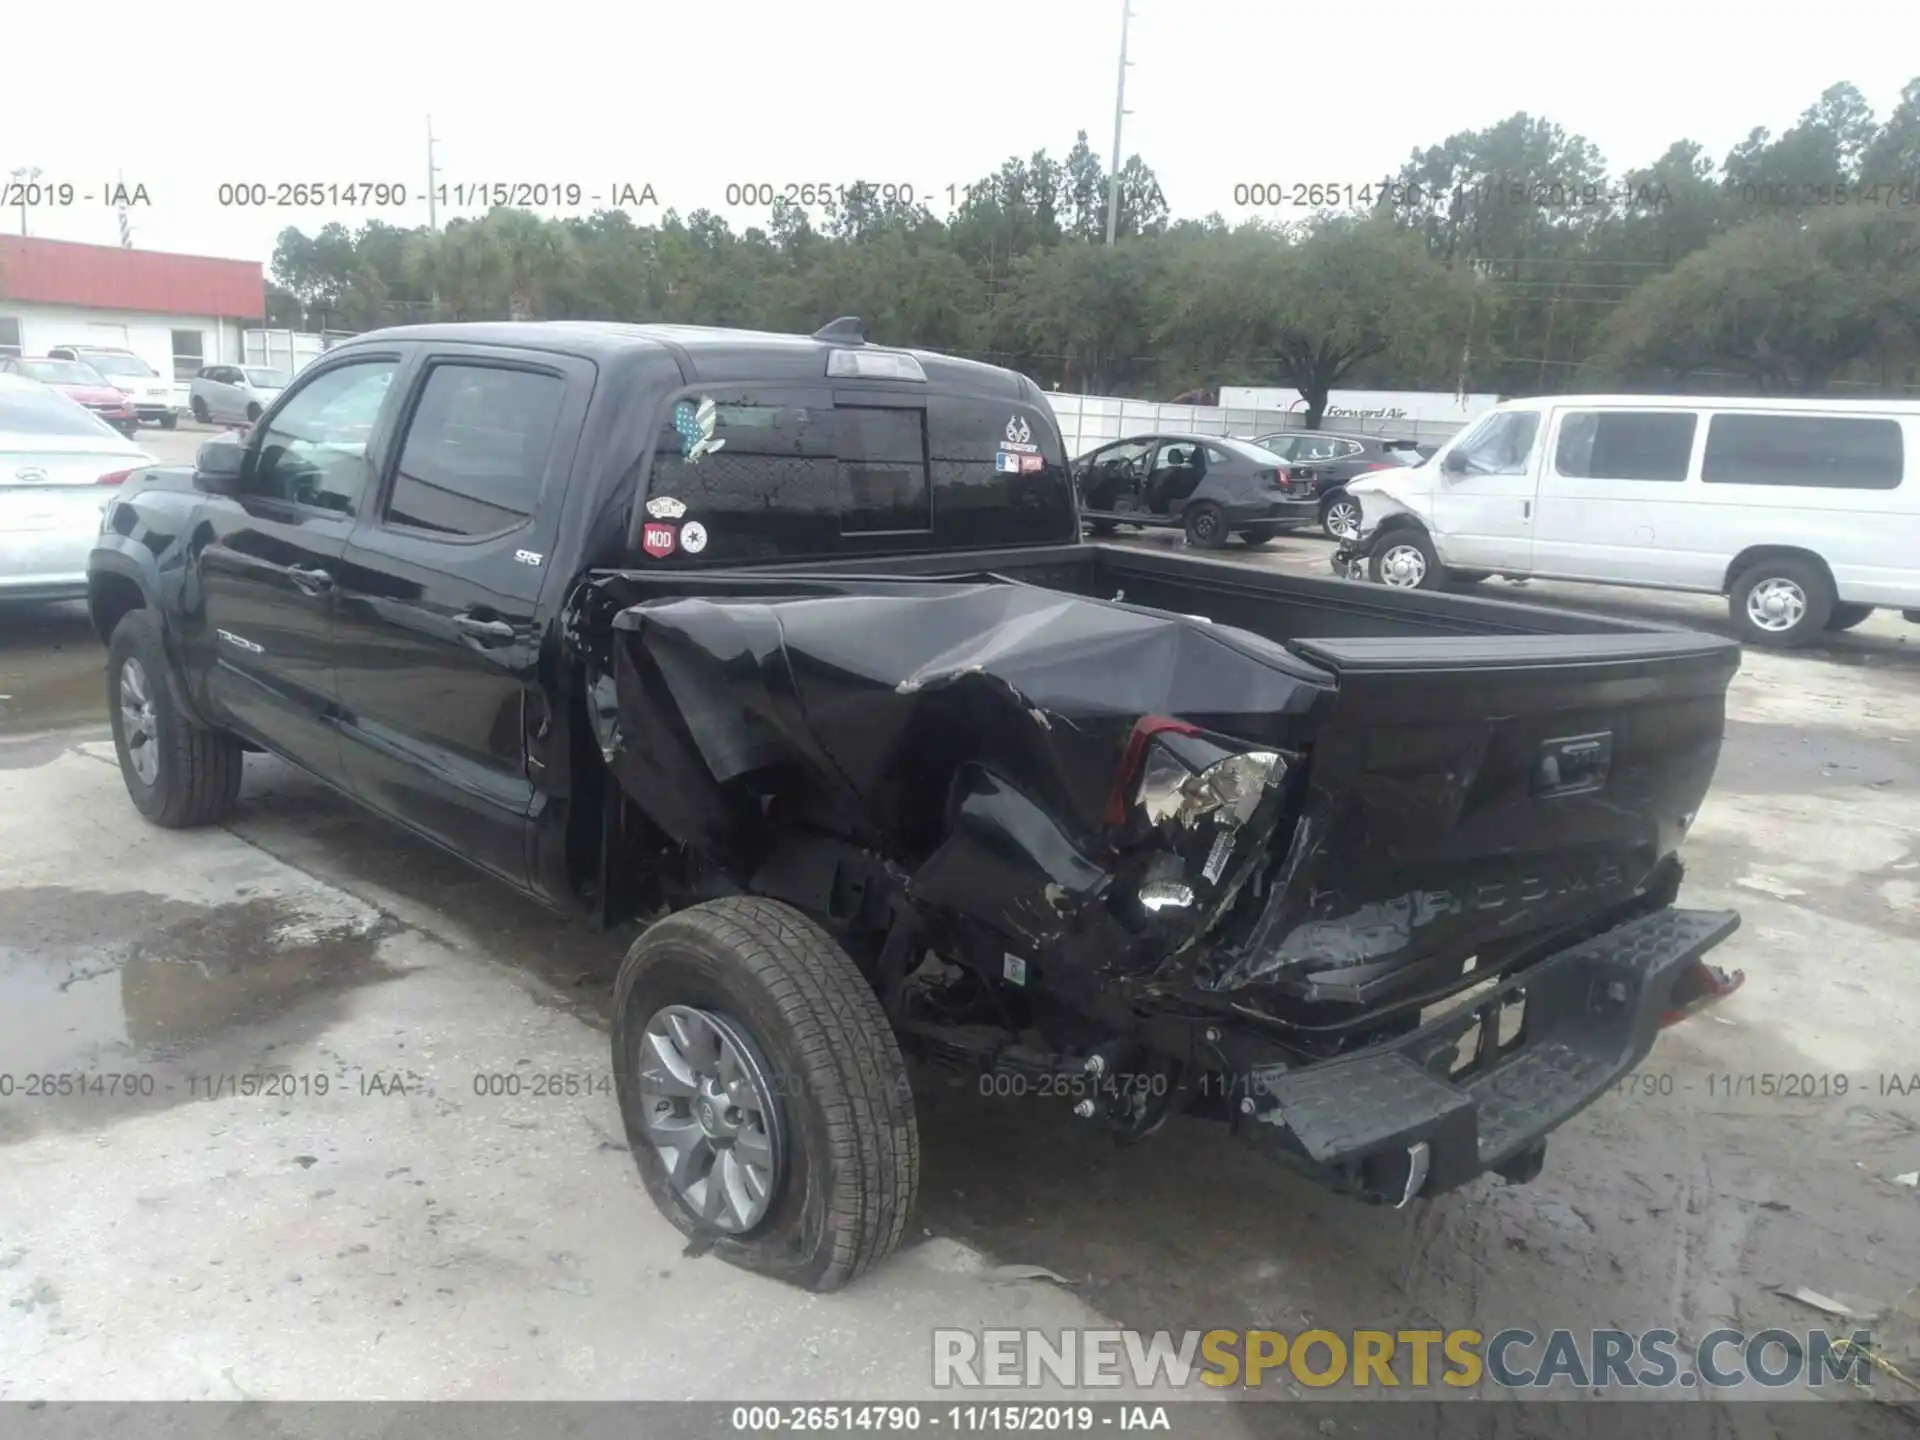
left=1237, top=906, right=1742, bottom=1203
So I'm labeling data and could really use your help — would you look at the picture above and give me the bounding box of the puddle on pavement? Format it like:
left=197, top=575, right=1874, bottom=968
left=0, top=886, right=405, bottom=1144
left=0, top=604, right=109, bottom=738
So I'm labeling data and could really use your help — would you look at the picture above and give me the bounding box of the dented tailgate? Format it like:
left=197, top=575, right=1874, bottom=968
left=1216, top=630, right=1741, bottom=1005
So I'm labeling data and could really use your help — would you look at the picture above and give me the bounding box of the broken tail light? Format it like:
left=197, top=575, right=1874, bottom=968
left=1660, top=960, right=1745, bottom=1028
left=1108, top=717, right=1292, bottom=914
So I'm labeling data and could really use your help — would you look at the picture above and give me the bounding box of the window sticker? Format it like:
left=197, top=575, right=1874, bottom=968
left=673, top=397, right=727, bottom=464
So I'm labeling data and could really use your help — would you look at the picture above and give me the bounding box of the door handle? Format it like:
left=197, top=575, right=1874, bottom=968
left=452, top=614, right=517, bottom=646
left=287, top=565, right=334, bottom=594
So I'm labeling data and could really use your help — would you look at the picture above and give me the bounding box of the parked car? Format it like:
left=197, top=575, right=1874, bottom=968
left=1, top=374, right=152, bottom=602
left=45, top=346, right=183, bottom=428
left=89, top=320, right=1743, bottom=1293
left=190, top=364, right=290, bottom=426
left=1072, top=432, right=1319, bottom=547
left=1250, top=430, right=1434, bottom=541
left=1331, top=393, right=1920, bottom=647
left=0, top=357, right=142, bottom=436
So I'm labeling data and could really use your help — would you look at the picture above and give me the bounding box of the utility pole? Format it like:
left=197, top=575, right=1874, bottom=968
left=1104, top=0, right=1133, bottom=245
left=10, top=166, right=40, bottom=237
left=425, top=114, right=442, bottom=321
left=426, top=114, right=441, bottom=232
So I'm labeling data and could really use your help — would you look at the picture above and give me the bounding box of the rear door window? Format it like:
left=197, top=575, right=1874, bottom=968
left=1701, top=414, right=1904, bottom=489
left=1554, top=411, right=1697, bottom=482
left=385, top=364, right=566, bottom=537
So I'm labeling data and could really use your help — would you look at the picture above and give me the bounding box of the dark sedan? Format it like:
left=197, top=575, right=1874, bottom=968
left=1250, top=430, right=1433, bottom=540
left=1072, top=433, right=1319, bottom=548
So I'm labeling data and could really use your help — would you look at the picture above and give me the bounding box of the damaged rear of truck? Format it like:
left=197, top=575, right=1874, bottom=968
left=533, top=323, right=1745, bottom=1292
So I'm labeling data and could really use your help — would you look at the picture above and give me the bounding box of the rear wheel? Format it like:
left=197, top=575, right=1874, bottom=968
left=1238, top=525, right=1278, bottom=547
left=1183, top=501, right=1229, bottom=550
left=1320, top=493, right=1362, bottom=542
left=190, top=395, right=210, bottom=423
left=611, top=897, right=919, bottom=1293
left=159, top=413, right=178, bottom=430
left=1825, top=602, right=1874, bottom=632
left=246, top=402, right=263, bottom=422
left=1728, top=557, right=1833, bottom=648
left=107, top=611, right=244, bottom=827
left=1369, top=529, right=1442, bottom=590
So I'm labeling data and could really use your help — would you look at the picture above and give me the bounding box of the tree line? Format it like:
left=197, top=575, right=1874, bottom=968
left=267, top=80, right=1920, bottom=422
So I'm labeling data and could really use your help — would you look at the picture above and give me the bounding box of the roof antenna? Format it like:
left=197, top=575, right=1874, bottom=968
left=812, top=316, right=867, bottom=346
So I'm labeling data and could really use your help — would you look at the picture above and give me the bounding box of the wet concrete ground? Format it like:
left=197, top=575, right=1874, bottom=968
left=1, top=516, right=1916, bottom=1427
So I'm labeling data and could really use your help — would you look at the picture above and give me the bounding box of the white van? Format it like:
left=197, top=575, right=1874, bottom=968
left=1335, top=394, right=1920, bottom=647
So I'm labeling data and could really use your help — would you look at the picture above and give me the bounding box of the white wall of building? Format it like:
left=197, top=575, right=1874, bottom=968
left=0, top=302, right=246, bottom=380
left=1218, top=387, right=1502, bottom=425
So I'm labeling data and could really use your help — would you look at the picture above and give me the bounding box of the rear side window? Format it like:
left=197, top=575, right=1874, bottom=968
left=1554, top=411, right=1697, bottom=482
left=838, top=407, right=930, bottom=533
left=386, top=364, right=565, bottom=536
left=1702, top=414, right=1905, bottom=489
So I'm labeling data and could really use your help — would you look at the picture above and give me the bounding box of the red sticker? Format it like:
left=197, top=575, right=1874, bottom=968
left=642, top=521, right=678, bottom=557
left=1019, top=453, right=1045, bottom=473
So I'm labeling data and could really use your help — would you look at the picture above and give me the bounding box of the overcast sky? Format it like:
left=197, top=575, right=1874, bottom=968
left=6, top=0, right=1914, bottom=266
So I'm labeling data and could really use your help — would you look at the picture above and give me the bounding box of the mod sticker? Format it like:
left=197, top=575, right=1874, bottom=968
left=641, top=522, right=677, bottom=558
left=672, top=397, right=727, bottom=464
left=1002, top=414, right=1038, bottom=454
left=646, top=495, right=687, bottom=520
left=679, top=520, right=709, bottom=554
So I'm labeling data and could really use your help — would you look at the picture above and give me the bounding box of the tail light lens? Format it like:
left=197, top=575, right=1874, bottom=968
left=96, top=469, right=135, bottom=485
left=1660, top=961, right=1746, bottom=1028
left=1107, top=716, right=1288, bottom=840
left=1105, top=716, right=1201, bottom=826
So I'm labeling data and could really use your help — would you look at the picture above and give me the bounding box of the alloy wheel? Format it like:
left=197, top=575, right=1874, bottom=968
left=634, top=1004, right=786, bottom=1233
left=1325, top=499, right=1361, bottom=540
left=119, top=657, right=160, bottom=785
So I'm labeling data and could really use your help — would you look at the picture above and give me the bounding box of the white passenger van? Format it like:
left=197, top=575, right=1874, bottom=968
left=1338, top=394, right=1920, bottom=647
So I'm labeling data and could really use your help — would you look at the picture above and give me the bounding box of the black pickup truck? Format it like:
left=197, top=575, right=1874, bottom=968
left=87, top=318, right=1745, bottom=1292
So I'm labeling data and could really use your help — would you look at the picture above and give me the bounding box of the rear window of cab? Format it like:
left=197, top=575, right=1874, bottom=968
left=636, top=390, right=1071, bottom=562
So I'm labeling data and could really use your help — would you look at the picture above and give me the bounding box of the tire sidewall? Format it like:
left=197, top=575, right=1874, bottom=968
left=612, top=926, right=847, bottom=1291
left=1730, top=560, right=1833, bottom=647
left=107, top=615, right=181, bottom=822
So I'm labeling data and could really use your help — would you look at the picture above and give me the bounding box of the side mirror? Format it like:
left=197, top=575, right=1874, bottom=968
left=194, top=435, right=249, bottom=495
left=1441, top=449, right=1469, bottom=475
